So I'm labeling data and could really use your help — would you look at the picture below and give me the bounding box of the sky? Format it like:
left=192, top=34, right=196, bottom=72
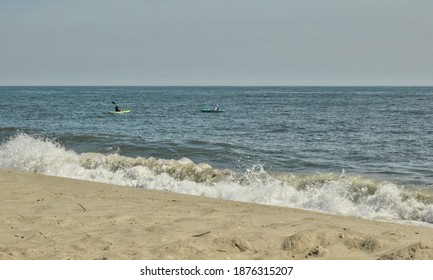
left=1, top=0, right=433, bottom=86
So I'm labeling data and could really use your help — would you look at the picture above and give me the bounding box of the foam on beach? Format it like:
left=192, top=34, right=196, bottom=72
left=1, top=133, right=433, bottom=225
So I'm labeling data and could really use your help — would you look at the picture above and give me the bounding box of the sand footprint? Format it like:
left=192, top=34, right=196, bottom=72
left=282, top=230, right=328, bottom=258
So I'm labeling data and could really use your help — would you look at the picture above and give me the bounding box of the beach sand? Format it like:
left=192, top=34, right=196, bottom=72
left=1, top=169, right=433, bottom=260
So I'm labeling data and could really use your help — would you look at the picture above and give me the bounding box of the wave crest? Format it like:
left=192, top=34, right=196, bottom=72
left=1, top=133, right=433, bottom=225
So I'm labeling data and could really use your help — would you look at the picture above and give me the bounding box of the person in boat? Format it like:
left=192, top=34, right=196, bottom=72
left=213, top=104, right=219, bottom=111
left=115, top=105, right=121, bottom=112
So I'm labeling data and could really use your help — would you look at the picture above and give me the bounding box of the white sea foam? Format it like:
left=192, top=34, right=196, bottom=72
left=1, top=133, right=433, bottom=225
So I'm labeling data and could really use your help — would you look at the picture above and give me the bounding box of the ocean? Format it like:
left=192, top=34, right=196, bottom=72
left=1, top=86, right=433, bottom=225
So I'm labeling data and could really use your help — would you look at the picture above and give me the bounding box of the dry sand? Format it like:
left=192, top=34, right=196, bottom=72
left=1, top=169, right=433, bottom=260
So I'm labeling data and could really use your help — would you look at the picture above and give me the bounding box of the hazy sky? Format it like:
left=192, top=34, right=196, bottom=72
left=1, top=0, right=433, bottom=86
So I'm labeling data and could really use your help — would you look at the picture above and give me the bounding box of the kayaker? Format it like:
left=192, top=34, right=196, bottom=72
left=115, top=105, right=121, bottom=112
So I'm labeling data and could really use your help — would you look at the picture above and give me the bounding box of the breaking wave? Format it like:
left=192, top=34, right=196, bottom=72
left=1, top=133, right=433, bottom=225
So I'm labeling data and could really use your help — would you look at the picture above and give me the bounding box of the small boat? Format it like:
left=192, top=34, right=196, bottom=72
left=108, top=110, right=132, bottom=114
left=201, top=109, right=225, bottom=113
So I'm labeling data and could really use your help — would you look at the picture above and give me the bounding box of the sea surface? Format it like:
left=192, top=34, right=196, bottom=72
left=1, top=86, right=433, bottom=225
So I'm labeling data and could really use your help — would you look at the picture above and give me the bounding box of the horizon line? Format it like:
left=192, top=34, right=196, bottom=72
left=1, top=85, right=433, bottom=87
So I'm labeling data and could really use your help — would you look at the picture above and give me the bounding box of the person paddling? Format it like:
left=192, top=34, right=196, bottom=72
left=112, top=101, right=121, bottom=112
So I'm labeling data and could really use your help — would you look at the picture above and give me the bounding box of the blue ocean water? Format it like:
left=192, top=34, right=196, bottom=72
left=1, top=86, right=433, bottom=225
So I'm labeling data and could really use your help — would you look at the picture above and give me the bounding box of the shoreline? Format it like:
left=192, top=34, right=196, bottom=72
left=1, top=169, right=432, bottom=260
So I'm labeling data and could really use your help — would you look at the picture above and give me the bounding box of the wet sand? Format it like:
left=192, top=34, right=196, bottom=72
left=1, top=169, right=433, bottom=260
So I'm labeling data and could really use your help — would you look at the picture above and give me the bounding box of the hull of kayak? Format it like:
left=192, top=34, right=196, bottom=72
left=108, top=110, right=131, bottom=114
left=201, top=109, right=225, bottom=113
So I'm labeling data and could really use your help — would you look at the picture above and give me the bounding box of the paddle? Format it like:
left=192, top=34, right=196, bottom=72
left=112, top=101, right=121, bottom=111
